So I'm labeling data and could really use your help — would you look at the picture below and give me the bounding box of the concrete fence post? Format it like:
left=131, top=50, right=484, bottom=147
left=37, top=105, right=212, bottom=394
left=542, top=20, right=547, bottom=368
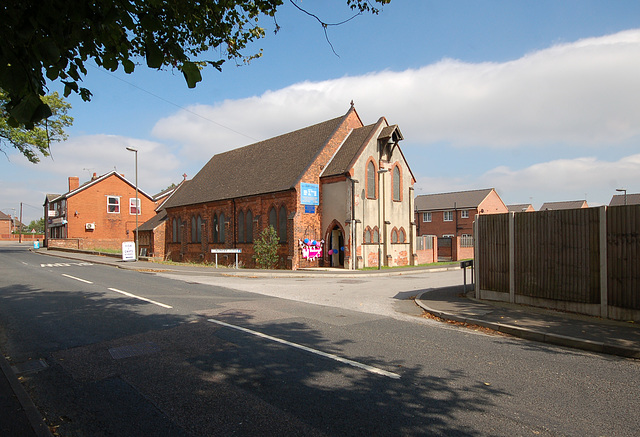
left=509, top=212, right=515, bottom=304
left=599, top=206, right=608, bottom=318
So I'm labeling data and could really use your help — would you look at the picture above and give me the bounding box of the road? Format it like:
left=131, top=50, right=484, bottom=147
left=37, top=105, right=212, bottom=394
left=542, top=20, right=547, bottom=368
left=0, top=243, right=638, bottom=436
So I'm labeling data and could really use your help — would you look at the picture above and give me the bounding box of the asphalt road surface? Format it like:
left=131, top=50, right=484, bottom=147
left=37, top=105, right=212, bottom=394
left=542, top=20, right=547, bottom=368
left=0, top=243, right=638, bottom=436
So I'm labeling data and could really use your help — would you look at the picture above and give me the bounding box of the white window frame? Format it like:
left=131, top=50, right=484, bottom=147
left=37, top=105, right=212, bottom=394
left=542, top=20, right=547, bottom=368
left=461, top=210, right=469, bottom=219
left=443, top=211, right=453, bottom=221
left=107, top=196, right=120, bottom=213
left=442, top=234, right=454, bottom=238
left=422, top=212, right=432, bottom=222
left=129, top=198, right=141, bottom=215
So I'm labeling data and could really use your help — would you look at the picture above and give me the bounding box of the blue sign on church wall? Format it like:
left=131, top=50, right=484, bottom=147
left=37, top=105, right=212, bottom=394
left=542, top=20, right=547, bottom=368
left=300, top=183, right=319, bottom=206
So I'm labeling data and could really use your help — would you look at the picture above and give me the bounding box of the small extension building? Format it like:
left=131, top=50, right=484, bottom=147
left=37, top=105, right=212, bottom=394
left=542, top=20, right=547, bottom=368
left=161, top=105, right=417, bottom=269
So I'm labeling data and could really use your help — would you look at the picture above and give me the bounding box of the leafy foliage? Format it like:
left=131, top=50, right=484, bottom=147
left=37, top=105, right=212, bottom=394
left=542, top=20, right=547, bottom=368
left=253, top=225, right=280, bottom=269
left=0, top=0, right=390, bottom=128
left=0, top=90, right=72, bottom=162
left=27, top=218, right=45, bottom=233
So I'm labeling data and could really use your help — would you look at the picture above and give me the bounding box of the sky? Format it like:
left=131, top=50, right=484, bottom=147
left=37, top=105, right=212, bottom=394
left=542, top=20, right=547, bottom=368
left=2, top=0, right=640, bottom=224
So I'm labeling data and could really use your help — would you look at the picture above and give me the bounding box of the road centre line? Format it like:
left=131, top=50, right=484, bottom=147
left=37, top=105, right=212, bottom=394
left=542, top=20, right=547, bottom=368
left=108, top=288, right=173, bottom=309
left=61, top=274, right=93, bottom=284
left=207, top=318, right=401, bottom=380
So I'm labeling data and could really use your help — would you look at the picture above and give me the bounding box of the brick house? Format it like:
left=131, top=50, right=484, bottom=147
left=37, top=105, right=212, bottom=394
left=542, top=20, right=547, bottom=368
left=415, top=188, right=507, bottom=260
left=43, top=171, right=159, bottom=251
left=539, top=200, right=588, bottom=210
left=0, top=211, right=12, bottom=237
left=507, top=204, right=535, bottom=212
left=161, top=105, right=416, bottom=269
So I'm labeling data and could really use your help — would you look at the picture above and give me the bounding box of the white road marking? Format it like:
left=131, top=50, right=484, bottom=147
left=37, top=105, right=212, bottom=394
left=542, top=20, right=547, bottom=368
left=61, top=274, right=93, bottom=284
left=207, top=318, right=401, bottom=380
left=40, top=262, right=93, bottom=268
left=108, top=288, right=173, bottom=309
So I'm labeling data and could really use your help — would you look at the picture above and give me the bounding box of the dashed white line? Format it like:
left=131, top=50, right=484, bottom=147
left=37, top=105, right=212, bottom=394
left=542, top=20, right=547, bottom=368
left=61, top=274, right=93, bottom=284
left=207, top=318, right=401, bottom=379
left=108, top=288, right=173, bottom=309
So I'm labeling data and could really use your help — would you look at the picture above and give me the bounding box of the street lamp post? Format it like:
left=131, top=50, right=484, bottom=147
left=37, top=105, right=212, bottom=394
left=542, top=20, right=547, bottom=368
left=126, top=147, right=139, bottom=261
left=377, top=168, right=388, bottom=270
left=616, top=188, right=627, bottom=206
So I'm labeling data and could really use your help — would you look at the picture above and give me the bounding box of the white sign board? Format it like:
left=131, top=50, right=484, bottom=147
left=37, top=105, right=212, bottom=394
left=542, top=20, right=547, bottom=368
left=122, top=241, right=136, bottom=261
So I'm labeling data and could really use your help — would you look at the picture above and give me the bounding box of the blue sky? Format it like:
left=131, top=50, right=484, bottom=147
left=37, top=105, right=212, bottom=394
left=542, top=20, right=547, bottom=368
left=3, top=0, right=640, bottom=224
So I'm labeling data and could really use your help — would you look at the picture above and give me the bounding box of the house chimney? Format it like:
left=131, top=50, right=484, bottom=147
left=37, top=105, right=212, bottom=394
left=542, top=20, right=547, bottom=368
left=92, top=172, right=97, bottom=181
left=68, top=176, right=80, bottom=192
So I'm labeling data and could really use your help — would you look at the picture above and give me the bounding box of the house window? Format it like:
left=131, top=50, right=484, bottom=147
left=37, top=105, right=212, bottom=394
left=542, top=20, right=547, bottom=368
left=366, top=160, right=376, bottom=199
left=238, top=210, right=244, bottom=243
left=398, top=227, right=406, bottom=243
left=246, top=210, right=253, bottom=243
left=129, top=198, right=140, bottom=215
left=392, top=166, right=401, bottom=201
left=423, top=212, right=431, bottom=222
left=442, top=234, right=454, bottom=238
left=268, top=207, right=277, bottom=231
left=197, top=215, right=203, bottom=243
left=443, top=211, right=453, bottom=221
left=191, top=215, right=202, bottom=243
left=107, top=196, right=120, bottom=213
left=461, top=234, right=474, bottom=247
left=461, top=210, right=469, bottom=219
left=372, top=227, right=379, bottom=244
left=391, top=229, right=398, bottom=243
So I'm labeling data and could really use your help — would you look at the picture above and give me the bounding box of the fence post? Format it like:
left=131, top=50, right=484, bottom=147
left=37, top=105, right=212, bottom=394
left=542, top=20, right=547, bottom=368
left=599, top=206, right=608, bottom=318
left=509, top=212, right=515, bottom=303
left=473, top=219, right=479, bottom=299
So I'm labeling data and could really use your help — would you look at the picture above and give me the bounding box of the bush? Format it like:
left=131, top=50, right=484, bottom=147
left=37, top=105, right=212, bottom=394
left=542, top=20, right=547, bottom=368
left=253, top=226, right=279, bottom=269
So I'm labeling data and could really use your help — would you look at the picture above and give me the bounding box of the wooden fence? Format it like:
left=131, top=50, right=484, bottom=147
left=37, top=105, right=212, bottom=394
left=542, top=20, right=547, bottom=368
left=475, top=206, right=640, bottom=321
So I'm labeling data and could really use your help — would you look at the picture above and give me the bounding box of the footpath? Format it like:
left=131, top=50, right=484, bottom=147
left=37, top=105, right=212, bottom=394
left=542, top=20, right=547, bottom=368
left=2, top=247, right=639, bottom=436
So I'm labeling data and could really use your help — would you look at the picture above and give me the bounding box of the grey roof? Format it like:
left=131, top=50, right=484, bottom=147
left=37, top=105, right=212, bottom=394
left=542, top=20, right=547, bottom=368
left=137, top=210, right=167, bottom=232
left=540, top=200, right=588, bottom=211
left=164, top=113, right=349, bottom=209
left=415, top=188, right=495, bottom=211
left=507, top=204, right=533, bottom=212
left=322, top=123, right=378, bottom=178
left=609, top=193, right=640, bottom=206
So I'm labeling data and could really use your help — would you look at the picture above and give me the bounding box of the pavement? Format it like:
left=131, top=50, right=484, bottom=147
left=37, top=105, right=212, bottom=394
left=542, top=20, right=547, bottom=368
left=2, top=245, right=639, bottom=436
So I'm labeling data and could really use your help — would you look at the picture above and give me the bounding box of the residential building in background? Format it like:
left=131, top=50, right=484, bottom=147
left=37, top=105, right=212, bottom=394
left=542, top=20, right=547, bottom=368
left=507, top=204, right=535, bottom=213
left=415, top=188, right=508, bottom=260
left=43, top=171, right=160, bottom=251
left=609, top=193, right=640, bottom=206
left=539, top=200, right=588, bottom=211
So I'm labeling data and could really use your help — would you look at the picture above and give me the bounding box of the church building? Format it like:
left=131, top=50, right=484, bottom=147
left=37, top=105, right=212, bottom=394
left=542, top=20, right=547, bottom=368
left=161, top=105, right=416, bottom=269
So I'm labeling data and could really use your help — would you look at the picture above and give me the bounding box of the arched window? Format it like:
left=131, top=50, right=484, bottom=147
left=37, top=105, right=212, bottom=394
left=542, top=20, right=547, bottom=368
left=219, top=212, right=225, bottom=243
left=191, top=216, right=197, bottom=243
left=364, top=227, right=372, bottom=244
left=278, top=205, right=287, bottom=242
left=238, top=210, right=244, bottom=243
left=392, top=165, right=401, bottom=201
left=268, top=207, right=277, bottom=231
left=172, top=218, right=177, bottom=243
left=197, top=215, right=203, bottom=243
left=367, top=160, right=376, bottom=199
left=373, top=227, right=379, bottom=244
left=212, top=214, right=218, bottom=243
left=246, top=210, right=253, bottom=243
left=398, top=227, right=406, bottom=243
left=391, top=228, right=398, bottom=243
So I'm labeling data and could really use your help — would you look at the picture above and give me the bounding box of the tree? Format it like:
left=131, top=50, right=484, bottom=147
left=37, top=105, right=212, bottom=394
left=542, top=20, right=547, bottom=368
left=0, top=0, right=390, bottom=128
left=0, top=90, right=72, bottom=163
left=27, top=218, right=45, bottom=233
left=253, top=226, right=280, bottom=269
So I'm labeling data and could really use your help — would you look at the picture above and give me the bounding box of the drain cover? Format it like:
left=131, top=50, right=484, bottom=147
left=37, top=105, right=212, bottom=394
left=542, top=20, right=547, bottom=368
left=109, top=342, right=161, bottom=360
left=12, top=359, right=49, bottom=375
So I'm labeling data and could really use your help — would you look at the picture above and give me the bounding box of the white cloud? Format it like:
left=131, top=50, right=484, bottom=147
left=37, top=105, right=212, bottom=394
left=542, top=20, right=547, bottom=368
left=11, top=134, right=181, bottom=196
left=152, top=28, right=640, bottom=157
left=415, top=153, right=640, bottom=208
